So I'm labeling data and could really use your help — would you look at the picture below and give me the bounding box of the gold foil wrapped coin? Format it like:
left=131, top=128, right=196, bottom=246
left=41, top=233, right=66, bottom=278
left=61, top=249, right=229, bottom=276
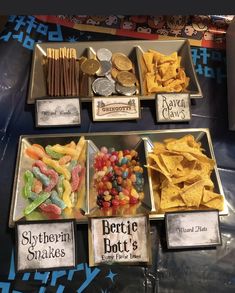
left=112, top=53, right=133, bottom=71
left=111, top=67, right=120, bottom=79
left=116, top=71, right=137, bottom=87
left=81, top=59, right=100, bottom=75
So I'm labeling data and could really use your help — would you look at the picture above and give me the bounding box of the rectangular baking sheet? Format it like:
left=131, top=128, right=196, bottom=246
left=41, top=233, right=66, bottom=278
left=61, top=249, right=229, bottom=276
left=27, top=40, right=202, bottom=104
left=9, top=128, right=227, bottom=227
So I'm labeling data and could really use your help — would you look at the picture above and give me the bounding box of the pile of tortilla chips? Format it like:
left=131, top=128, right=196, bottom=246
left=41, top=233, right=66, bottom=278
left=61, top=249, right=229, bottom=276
left=147, top=135, right=224, bottom=212
left=143, top=49, right=190, bottom=93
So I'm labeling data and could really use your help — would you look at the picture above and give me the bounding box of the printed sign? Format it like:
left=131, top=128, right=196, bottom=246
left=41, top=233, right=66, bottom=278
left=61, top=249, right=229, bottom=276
left=165, top=210, right=221, bottom=249
left=156, top=93, right=191, bottom=122
left=92, top=97, right=140, bottom=121
left=89, top=215, right=151, bottom=266
left=16, top=220, right=77, bottom=272
left=36, top=98, right=81, bottom=127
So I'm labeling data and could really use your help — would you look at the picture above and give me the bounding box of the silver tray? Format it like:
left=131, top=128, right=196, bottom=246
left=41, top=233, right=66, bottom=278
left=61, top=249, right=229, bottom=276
left=9, top=128, right=227, bottom=227
left=27, top=39, right=203, bottom=104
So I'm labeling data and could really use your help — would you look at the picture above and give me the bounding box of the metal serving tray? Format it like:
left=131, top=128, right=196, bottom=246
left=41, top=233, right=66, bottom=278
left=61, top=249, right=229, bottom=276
left=27, top=40, right=202, bottom=104
left=9, top=128, right=226, bottom=227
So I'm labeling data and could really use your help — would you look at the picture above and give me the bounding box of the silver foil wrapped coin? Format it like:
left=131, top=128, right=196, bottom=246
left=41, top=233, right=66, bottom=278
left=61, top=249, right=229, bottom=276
left=92, top=78, right=115, bottom=96
left=115, top=83, right=137, bottom=96
left=96, top=48, right=112, bottom=62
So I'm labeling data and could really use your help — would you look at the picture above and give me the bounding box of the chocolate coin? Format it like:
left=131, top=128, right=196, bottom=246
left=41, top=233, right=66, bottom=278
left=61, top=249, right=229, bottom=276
left=96, top=60, right=112, bottom=76
left=96, top=48, right=112, bottom=61
left=111, top=67, right=119, bottom=79
left=113, top=53, right=133, bottom=71
left=116, top=71, right=137, bottom=87
left=116, top=83, right=137, bottom=96
left=92, top=78, right=115, bottom=96
left=81, top=59, right=100, bottom=75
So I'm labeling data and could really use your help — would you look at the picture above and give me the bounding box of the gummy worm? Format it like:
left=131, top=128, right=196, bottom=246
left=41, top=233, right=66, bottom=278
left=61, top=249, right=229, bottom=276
left=50, top=190, right=67, bottom=210
left=42, top=157, right=71, bottom=180
left=32, top=167, right=50, bottom=187
left=50, top=145, right=80, bottom=157
left=62, top=179, right=72, bottom=208
left=23, top=170, right=34, bottom=198
left=45, top=145, right=63, bottom=159
left=56, top=175, right=64, bottom=197
left=25, top=144, right=49, bottom=160
left=32, top=179, right=43, bottom=194
left=59, top=155, right=72, bottom=165
left=39, top=203, right=62, bottom=215
left=24, top=192, right=51, bottom=215
left=71, top=164, right=82, bottom=192
left=68, top=160, right=78, bottom=172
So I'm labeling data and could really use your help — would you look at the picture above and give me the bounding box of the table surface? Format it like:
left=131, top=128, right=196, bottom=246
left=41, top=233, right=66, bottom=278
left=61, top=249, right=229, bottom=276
left=0, top=16, right=235, bottom=293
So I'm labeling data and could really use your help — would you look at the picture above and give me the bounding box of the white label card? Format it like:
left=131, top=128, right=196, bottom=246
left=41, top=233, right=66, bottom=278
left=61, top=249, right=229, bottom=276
left=16, top=220, right=76, bottom=272
left=36, top=98, right=81, bottom=127
left=156, top=93, right=191, bottom=122
left=89, top=215, right=150, bottom=266
left=92, top=97, right=140, bottom=121
left=165, top=210, right=221, bottom=249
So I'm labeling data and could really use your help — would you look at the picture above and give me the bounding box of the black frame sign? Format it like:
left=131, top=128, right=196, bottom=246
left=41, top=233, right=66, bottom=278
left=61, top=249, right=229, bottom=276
left=156, top=93, right=191, bottom=123
left=88, top=215, right=151, bottom=266
left=35, top=97, right=81, bottom=128
left=165, top=210, right=222, bottom=249
left=15, top=219, right=77, bottom=272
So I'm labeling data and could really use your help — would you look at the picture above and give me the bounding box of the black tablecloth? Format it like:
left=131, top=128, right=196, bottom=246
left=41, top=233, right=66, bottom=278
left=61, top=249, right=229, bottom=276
left=0, top=16, right=234, bottom=293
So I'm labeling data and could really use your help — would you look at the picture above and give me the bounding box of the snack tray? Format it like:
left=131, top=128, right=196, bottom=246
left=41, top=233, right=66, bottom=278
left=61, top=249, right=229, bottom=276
left=27, top=39, right=203, bottom=104
left=9, top=128, right=227, bottom=227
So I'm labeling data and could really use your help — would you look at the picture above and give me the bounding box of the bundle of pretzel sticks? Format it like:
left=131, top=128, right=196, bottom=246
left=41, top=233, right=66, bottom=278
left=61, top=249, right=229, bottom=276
left=46, top=48, right=79, bottom=97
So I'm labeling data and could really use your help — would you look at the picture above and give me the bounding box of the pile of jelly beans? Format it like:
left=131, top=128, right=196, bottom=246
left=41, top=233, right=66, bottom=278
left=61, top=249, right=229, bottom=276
left=93, top=146, right=144, bottom=208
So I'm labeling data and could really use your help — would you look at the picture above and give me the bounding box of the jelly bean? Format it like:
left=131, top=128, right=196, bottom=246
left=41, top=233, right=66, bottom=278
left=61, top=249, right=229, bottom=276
left=106, top=181, right=112, bottom=190
left=112, top=199, right=119, bottom=206
left=125, top=155, right=132, bottom=161
left=122, top=170, right=128, bottom=179
left=119, top=192, right=125, bottom=200
left=102, top=201, right=111, bottom=208
left=130, top=174, right=136, bottom=183
left=59, top=155, right=72, bottom=165
left=71, top=164, right=82, bottom=192
left=50, top=190, right=67, bottom=210
left=134, top=166, right=141, bottom=172
left=43, top=157, right=71, bottom=180
left=112, top=180, right=118, bottom=188
left=117, top=186, right=122, bottom=192
left=131, top=189, right=139, bottom=198
left=117, top=176, right=123, bottom=185
left=32, top=167, right=50, bottom=186
left=104, top=190, right=110, bottom=196
left=130, top=196, right=138, bottom=204
left=24, top=192, right=51, bottom=215
left=45, top=145, right=63, bottom=159
left=136, top=178, right=143, bottom=186
left=109, top=147, right=115, bottom=153
left=23, top=170, right=34, bottom=198
left=101, top=146, right=108, bottom=154
left=39, top=203, right=62, bottom=215
left=104, top=194, right=112, bottom=201
left=130, top=150, right=137, bottom=157
left=122, top=188, right=130, bottom=196
left=119, top=199, right=127, bottom=205
left=110, top=155, right=117, bottom=162
left=62, top=179, right=72, bottom=208
left=32, top=179, right=43, bottom=194
left=123, top=149, right=130, bottom=156
left=121, top=157, right=128, bottom=165
left=118, top=151, right=123, bottom=159
left=111, top=188, right=118, bottom=196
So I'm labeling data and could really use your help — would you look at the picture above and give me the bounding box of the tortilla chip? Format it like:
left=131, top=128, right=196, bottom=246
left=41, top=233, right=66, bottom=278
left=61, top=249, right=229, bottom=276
left=160, top=183, right=185, bottom=209
left=180, top=180, right=205, bottom=207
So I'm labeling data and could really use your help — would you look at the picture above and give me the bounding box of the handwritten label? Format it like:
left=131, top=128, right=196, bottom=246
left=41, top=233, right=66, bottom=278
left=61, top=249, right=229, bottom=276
left=89, top=216, right=150, bottom=266
left=156, top=93, right=191, bottom=122
left=92, top=97, right=140, bottom=121
left=16, top=220, right=76, bottom=272
left=36, top=98, right=81, bottom=127
left=165, top=210, right=221, bottom=249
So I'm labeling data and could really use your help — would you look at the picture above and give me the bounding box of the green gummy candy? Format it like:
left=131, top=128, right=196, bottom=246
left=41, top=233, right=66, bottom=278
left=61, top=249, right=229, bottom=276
left=24, top=192, right=50, bottom=216
left=45, top=145, right=63, bottom=159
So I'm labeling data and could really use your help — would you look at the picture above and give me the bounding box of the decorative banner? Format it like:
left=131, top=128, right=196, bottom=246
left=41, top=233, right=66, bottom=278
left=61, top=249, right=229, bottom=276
left=36, top=98, right=81, bottom=127
left=92, top=97, right=140, bottom=121
left=16, top=220, right=77, bottom=272
left=156, top=93, right=191, bottom=122
left=165, top=210, right=222, bottom=249
left=89, top=215, right=151, bottom=266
